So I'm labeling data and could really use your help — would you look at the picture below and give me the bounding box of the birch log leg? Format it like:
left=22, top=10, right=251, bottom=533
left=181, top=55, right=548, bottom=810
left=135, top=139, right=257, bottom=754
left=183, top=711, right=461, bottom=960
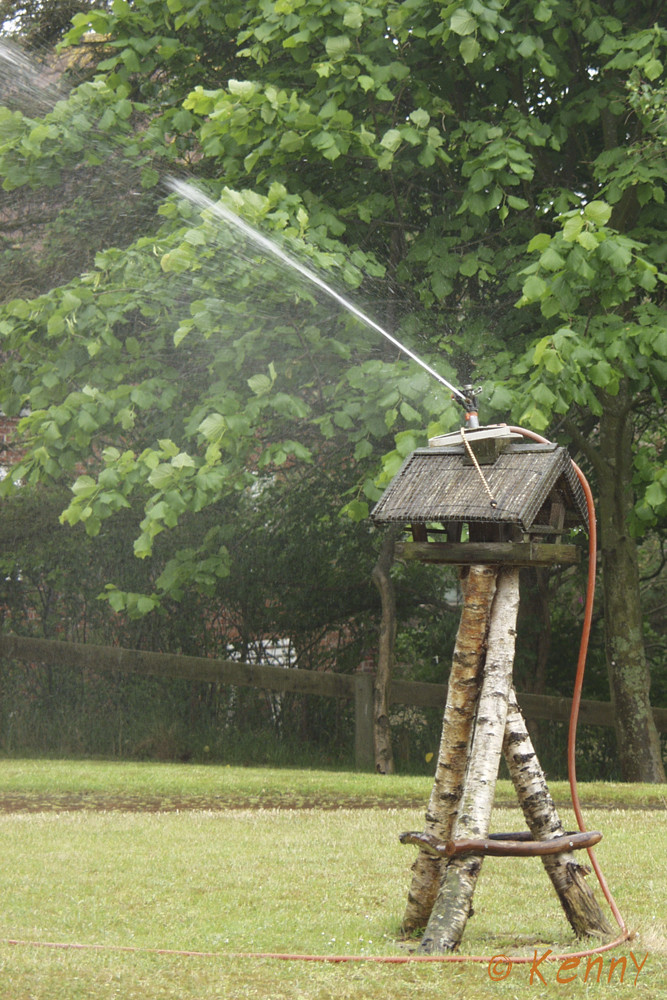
left=418, top=567, right=521, bottom=953
left=401, top=564, right=498, bottom=935
left=503, top=689, right=613, bottom=937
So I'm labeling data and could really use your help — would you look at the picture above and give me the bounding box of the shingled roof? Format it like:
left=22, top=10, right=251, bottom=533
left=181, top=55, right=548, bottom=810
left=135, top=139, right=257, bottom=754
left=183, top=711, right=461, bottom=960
left=371, top=442, right=588, bottom=532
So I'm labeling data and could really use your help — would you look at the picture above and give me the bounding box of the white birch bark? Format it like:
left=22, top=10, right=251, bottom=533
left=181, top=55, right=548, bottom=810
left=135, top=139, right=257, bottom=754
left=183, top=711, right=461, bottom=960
left=503, top=688, right=613, bottom=937
left=418, top=567, right=521, bottom=953
left=401, top=564, right=498, bottom=934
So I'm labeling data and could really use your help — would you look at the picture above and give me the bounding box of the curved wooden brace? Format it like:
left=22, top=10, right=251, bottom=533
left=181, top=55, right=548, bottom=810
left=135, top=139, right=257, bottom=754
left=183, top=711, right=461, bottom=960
left=399, top=829, right=602, bottom=858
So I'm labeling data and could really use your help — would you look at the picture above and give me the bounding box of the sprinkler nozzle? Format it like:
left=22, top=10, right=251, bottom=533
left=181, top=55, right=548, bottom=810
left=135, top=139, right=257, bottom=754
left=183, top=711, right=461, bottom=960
left=457, top=384, right=482, bottom=428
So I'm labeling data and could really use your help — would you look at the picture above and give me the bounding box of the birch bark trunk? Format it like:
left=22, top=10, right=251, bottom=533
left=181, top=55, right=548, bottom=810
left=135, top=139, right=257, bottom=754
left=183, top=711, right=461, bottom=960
left=400, top=564, right=498, bottom=935
left=503, top=689, right=613, bottom=937
left=418, top=568, right=521, bottom=953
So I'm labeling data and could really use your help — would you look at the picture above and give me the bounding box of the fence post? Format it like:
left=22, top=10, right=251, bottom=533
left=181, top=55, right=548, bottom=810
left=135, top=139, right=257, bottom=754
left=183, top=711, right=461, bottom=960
left=354, top=672, right=375, bottom=771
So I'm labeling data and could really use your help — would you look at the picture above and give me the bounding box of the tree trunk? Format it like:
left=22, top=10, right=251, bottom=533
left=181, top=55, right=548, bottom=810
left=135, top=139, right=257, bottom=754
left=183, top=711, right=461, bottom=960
left=516, top=566, right=552, bottom=745
left=400, top=564, right=498, bottom=935
left=597, top=387, right=665, bottom=782
left=518, top=567, right=551, bottom=696
left=503, top=688, right=613, bottom=937
left=371, top=527, right=399, bottom=774
left=418, top=568, right=520, bottom=953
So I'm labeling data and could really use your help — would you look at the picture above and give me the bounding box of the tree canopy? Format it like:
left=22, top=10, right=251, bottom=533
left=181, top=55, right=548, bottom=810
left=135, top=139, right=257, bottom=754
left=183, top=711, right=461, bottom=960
left=0, top=0, right=665, bottom=779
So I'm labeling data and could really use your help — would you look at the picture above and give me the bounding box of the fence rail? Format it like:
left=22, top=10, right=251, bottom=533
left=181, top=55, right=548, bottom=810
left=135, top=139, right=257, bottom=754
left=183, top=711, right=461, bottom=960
left=1, top=633, right=665, bottom=769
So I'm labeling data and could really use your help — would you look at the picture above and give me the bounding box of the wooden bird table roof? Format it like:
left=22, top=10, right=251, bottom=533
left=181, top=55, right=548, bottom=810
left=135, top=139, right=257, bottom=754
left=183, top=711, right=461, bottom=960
left=371, top=441, right=588, bottom=532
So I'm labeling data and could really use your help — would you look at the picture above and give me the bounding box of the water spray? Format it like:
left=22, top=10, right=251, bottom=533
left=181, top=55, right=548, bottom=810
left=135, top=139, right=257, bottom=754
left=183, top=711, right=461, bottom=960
left=0, top=38, right=471, bottom=416
left=0, top=39, right=65, bottom=115
left=166, top=178, right=469, bottom=408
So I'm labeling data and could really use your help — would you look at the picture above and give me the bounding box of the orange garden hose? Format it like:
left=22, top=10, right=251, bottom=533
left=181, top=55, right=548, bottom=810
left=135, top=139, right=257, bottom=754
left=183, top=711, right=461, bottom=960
left=4, top=426, right=631, bottom=967
left=1, top=935, right=632, bottom=965
left=509, top=426, right=630, bottom=942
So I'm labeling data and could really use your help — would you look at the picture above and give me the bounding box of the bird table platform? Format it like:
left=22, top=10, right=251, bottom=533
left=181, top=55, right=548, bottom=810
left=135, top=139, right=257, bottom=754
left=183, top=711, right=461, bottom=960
left=371, top=424, right=588, bottom=565
left=370, top=425, right=612, bottom=953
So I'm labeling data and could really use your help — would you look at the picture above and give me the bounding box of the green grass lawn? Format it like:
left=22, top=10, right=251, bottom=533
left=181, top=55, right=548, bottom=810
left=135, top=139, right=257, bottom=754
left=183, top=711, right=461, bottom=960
left=0, top=760, right=665, bottom=999
left=1, top=757, right=665, bottom=809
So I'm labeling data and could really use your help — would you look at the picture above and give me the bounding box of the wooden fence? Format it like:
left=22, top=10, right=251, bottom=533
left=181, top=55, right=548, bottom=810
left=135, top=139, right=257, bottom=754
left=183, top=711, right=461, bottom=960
left=1, top=633, right=665, bottom=770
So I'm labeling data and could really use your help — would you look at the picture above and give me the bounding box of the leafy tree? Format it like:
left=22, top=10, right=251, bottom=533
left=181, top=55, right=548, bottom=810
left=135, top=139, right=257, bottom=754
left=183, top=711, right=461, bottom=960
left=0, top=1, right=107, bottom=50
left=0, top=0, right=665, bottom=779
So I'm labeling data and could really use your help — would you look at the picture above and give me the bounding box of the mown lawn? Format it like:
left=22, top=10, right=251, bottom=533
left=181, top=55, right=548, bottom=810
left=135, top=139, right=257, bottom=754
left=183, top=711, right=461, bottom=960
left=0, top=760, right=665, bottom=999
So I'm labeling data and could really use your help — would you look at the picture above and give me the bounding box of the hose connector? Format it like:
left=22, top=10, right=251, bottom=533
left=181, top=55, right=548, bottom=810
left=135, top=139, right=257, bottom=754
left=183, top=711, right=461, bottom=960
left=456, top=383, right=482, bottom=428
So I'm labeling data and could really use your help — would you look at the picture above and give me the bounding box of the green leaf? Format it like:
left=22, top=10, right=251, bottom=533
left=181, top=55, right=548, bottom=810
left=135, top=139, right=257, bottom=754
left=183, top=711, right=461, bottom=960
left=562, top=215, right=583, bottom=241
left=312, top=130, right=337, bottom=153
left=141, top=167, right=160, bottom=189
left=517, top=35, right=538, bottom=58
left=279, top=130, right=304, bottom=152
left=532, top=383, right=556, bottom=407
left=637, top=268, right=657, bottom=291
left=644, top=58, right=663, bottom=81
left=228, top=79, right=257, bottom=97
left=198, top=413, right=227, bottom=442
left=399, top=125, right=421, bottom=146
left=380, top=129, right=402, bottom=152
left=47, top=313, right=65, bottom=336
left=583, top=200, right=612, bottom=226
left=653, top=330, right=667, bottom=357
left=400, top=400, right=422, bottom=423
left=341, top=499, right=369, bottom=521
left=459, top=255, right=478, bottom=276
left=598, top=239, right=632, bottom=272
left=645, top=481, right=666, bottom=509
left=527, top=233, right=551, bottom=252
left=519, top=404, right=550, bottom=431
left=248, top=373, right=273, bottom=395
left=533, top=337, right=550, bottom=364
left=107, top=587, right=126, bottom=613
left=409, top=108, right=430, bottom=128
left=136, top=596, right=157, bottom=615
left=148, top=464, right=174, bottom=489
left=354, top=439, right=373, bottom=460
left=522, top=274, right=548, bottom=301
left=158, top=439, right=179, bottom=458
left=343, top=4, right=363, bottom=29
left=543, top=350, right=564, bottom=375
left=450, top=9, right=477, bottom=35
left=459, top=37, right=480, bottom=63
left=534, top=1, right=553, bottom=21
left=61, top=291, right=82, bottom=313
left=184, top=227, right=207, bottom=246
left=325, top=35, right=351, bottom=60
left=539, top=247, right=565, bottom=270
left=589, top=360, right=616, bottom=388
left=77, top=410, right=98, bottom=433
left=395, top=431, right=417, bottom=457
left=133, top=534, right=153, bottom=559
left=71, top=475, right=98, bottom=496
left=576, top=230, right=599, bottom=251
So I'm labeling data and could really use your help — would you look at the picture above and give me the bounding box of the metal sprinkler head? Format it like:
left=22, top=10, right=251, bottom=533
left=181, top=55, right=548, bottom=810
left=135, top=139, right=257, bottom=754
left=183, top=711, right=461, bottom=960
left=457, top=384, right=483, bottom=429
